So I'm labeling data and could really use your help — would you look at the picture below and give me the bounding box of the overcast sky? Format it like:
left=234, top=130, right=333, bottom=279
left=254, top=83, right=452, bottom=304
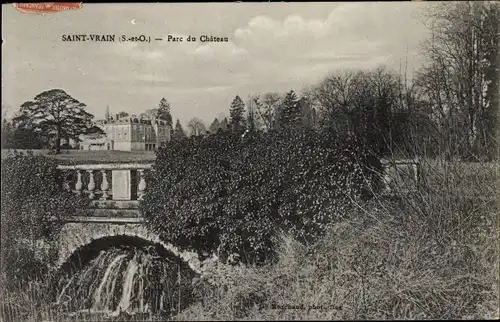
left=2, top=2, right=430, bottom=126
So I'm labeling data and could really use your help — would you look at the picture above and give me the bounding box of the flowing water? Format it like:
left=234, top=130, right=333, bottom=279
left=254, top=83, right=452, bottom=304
left=55, top=245, right=196, bottom=317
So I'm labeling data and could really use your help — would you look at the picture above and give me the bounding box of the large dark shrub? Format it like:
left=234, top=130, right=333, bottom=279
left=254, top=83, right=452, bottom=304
left=141, top=129, right=382, bottom=264
left=0, top=152, right=87, bottom=286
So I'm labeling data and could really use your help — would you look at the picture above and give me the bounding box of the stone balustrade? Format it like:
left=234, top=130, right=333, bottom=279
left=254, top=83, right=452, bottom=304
left=58, top=163, right=153, bottom=201
left=57, top=159, right=420, bottom=202
left=380, top=159, right=421, bottom=194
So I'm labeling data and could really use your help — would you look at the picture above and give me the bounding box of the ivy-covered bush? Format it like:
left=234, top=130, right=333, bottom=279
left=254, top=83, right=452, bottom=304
left=141, top=129, right=382, bottom=264
left=1, top=152, right=87, bottom=286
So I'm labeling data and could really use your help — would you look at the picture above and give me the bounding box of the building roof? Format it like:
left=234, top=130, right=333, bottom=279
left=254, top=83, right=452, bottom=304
left=97, top=117, right=170, bottom=125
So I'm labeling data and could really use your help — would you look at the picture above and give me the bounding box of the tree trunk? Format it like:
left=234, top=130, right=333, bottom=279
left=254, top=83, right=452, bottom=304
left=55, top=127, right=61, bottom=154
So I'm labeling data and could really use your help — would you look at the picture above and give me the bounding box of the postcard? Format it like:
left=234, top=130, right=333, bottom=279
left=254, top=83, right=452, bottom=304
left=1, top=2, right=498, bottom=321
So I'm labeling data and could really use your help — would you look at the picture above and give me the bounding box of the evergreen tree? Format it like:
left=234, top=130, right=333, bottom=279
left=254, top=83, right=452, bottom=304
left=1, top=119, right=12, bottom=148
left=157, top=98, right=173, bottom=127
left=117, top=111, right=129, bottom=119
left=105, top=106, right=111, bottom=121
left=298, top=96, right=316, bottom=129
left=209, top=118, right=221, bottom=133
left=279, top=90, right=302, bottom=129
left=173, top=119, right=187, bottom=140
left=229, top=95, right=246, bottom=133
left=247, top=96, right=260, bottom=132
left=220, top=117, right=229, bottom=131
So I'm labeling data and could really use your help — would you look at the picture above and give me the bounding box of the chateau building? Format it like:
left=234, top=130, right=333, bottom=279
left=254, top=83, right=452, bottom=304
left=79, top=115, right=171, bottom=151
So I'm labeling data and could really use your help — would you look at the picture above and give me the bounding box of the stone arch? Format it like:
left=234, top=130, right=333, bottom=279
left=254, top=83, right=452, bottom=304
left=57, top=222, right=203, bottom=274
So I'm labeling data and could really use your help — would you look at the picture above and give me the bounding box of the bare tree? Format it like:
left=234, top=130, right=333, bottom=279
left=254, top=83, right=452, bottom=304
left=253, top=92, right=283, bottom=131
left=308, top=69, right=374, bottom=135
left=416, top=1, right=500, bottom=160
left=307, top=66, right=433, bottom=157
left=187, top=117, right=206, bottom=136
left=246, top=97, right=260, bottom=132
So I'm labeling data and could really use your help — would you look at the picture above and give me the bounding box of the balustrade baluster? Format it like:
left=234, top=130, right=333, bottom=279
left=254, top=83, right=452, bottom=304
left=100, top=170, right=109, bottom=200
left=138, top=169, right=147, bottom=200
left=75, top=170, right=83, bottom=195
left=87, top=170, right=96, bottom=200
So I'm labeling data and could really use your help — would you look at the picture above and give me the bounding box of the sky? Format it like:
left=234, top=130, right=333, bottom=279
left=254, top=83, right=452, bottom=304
left=2, top=2, right=431, bottom=127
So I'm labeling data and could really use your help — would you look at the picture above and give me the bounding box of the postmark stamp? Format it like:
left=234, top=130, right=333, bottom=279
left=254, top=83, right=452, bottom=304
left=13, top=2, right=82, bottom=14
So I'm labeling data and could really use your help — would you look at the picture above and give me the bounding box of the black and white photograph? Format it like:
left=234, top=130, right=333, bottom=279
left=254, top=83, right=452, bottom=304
left=1, top=1, right=499, bottom=320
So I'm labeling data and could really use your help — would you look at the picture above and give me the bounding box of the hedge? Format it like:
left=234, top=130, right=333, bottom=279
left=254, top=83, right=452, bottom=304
left=140, top=129, right=382, bottom=264
left=1, top=152, right=88, bottom=286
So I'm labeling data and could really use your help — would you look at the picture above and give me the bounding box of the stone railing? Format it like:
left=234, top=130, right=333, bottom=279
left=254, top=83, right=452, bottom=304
left=380, top=159, right=421, bottom=194
left=58, top=163, right=153, bottom=201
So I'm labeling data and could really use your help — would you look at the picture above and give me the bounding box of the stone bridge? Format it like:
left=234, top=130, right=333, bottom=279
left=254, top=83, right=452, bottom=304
left=55, top=160, right=420, bottom=273
left=56, top=163, right=205, bottom=274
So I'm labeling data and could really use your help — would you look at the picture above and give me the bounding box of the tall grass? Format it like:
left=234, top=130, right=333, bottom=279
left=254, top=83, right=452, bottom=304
left=176, top=157, right=499, bottom=320
left=1, top=157, right=498, bottom=321
left=0, top=276, right=186, bottom=322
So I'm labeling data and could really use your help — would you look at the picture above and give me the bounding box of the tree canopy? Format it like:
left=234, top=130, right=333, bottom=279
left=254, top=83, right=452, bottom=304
left=229, top=95, right=246, bottom=133
left=157, top=98, right=173, bottom=126
left=173, top=119, right=187, bottom=140
left=279, top=90, right=302, bottom=129
left=13, top=89, right=97, bottom=153
left=187, top=117, right=206, bottom=136
left=209, top=118, right=221, bottom=134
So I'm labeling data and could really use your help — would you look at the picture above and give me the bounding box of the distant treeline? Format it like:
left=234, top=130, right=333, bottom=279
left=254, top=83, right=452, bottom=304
left=3, top=2, right=498, bottom=161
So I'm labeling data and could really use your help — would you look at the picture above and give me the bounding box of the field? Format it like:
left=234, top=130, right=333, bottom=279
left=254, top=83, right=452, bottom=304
left=1, top=149, right=157, bottom=164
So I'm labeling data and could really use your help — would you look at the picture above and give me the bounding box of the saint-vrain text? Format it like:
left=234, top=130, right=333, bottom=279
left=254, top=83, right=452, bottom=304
left=62, top=34, right=229, bottom=43
left=62, top=34, right=117, bottom=42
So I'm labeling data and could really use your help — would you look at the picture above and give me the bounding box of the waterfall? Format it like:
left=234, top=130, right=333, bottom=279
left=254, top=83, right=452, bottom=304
left=116, top=254, right=139, bottom=314
left=55, top=245, right=195, bottom=317
left=92, top=253, right=127, bottom=310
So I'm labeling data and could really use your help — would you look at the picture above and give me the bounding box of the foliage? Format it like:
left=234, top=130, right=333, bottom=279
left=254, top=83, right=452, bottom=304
left=13, top=89, right=98, bottom=153
left=104, top=106, right=111, bottom=121
left=209, top=118, right=221, bottom=134
left=253, top=92, right=282, bottom=131
left=220, top=117, right=229, bottom=132
left=229, top=96, right=247, bottom=133
left=1, top=159, right=496, bottom=322
left=141, top=129, right=382, bottom=264
left=187, top=117, right=206, bottom=136
left=140, top=109, right=157, bottom=120
left=308, top=67, right=437, bottom=158
left=0, top=152, right=88, bottom=287
left=416, top=1, right=500, bottom=160
left=1, top=119, right=46, bottom=149
left=177, top=159, right=499, bottom=320
left=157, top=98, right=173, bottom=126
left=278, top=90, right=302, bottom=129
left=116, top=111, right=129, bottom=119
left=172, top=119, right=187, bottom=140
left=246, top=97, right=261, bottom=132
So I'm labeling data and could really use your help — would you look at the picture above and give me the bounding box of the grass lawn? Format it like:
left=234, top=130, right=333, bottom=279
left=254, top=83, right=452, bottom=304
left=1, top=149, right=157, bottom=164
